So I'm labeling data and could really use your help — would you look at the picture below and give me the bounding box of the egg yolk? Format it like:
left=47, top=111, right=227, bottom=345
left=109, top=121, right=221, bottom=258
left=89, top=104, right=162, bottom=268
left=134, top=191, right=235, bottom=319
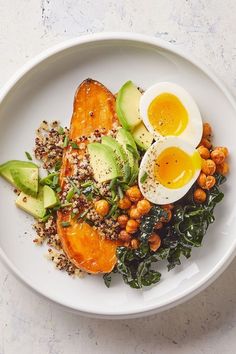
left=154, top=147, right=200, bottom=189
left=148, top=93, right=188, bottom=136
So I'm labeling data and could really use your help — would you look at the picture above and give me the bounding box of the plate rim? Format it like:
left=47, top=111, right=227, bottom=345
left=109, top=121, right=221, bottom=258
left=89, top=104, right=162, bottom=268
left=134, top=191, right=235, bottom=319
left=0, top=32, right=236, bottom=319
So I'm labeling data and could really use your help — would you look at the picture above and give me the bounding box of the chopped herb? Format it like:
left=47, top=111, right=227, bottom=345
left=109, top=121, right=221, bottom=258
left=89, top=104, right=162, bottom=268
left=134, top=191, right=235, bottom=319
left=63, top=135, right=69, bottom=148
left=109, top=177, right=118, bottom=191
left=54, top=160, right=62, bottom=171
left=103, top=273, right=112, bottom=288
left=40, top=172, right=58, bottom=186
left=81, top=181, right=93, bottom=188
left=61, top=221, right=71, bottom=228
left=117, top=185, right=124, bottom=200
left=66, top=187, right=75, bottom=202
left=25, top=151, right=32, bottom=161
left=60, top=202, right=73, bottom=208
left=58, top=126, right=64, bottom=135
left=140, top=172, right=148, bottom=183
left=126, top=144, right=140, bottom=159
left=124, top=163, right=131, bottom=182
left=40, top=214, right=51, bottom=223
left=70, top=141, right=80, bottom=149
left=78, top=209, right=90, bottom=220
left=107, top=204, right=118, bottom=218
left=68, top=178, right=81, bottom=195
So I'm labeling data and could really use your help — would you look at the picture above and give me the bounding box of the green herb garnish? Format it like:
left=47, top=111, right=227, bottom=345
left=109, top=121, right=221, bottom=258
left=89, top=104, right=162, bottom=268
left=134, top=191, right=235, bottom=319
left=61, top=221, right=71, bottom=228
left=54, top=160, right=62, bottom=171
left=25, top=151, right=32, bottom=161
left=66, top=187, right=75, bottom=202
left=63, top=136, right=69, bottom=148
left=126, top=144, right=140, bottom=159
left=58, top=126, right=64, bottom=135
left=70, top=142, right=80, bottom=149
left=140, top=172, right=148, bottom=183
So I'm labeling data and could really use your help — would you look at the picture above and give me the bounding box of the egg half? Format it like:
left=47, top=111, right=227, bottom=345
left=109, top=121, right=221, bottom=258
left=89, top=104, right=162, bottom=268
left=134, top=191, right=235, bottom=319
left=139, top=82, right=203, bottom=147
left=138, top=137, right=201, bottom=204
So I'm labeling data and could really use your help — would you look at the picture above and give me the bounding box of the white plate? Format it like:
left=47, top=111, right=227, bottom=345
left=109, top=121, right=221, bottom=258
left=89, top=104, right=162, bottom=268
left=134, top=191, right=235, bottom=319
left=0, top=33, right=235, bottom=319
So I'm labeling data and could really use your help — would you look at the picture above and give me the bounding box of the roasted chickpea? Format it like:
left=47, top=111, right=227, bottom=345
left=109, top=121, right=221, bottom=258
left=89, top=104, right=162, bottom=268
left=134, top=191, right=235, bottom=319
left=194, top=188, right=207, bottom=203
left=148, top=233, right=161, bottom=252
left=118, top=230, right=132, bottom=242
left=94, top=199, right=110, bottom=217
left=118, top=196, right=132, bottom=210
left=197, top=172, right=207, bottom=188
left=117, top=215, right=129, bottom=229
left=131, top=239, right=140, bottom=249
left=216, top=161, right=229, bottom=176
left=201, top=159, right=216, bottom=175
left=137, top=199, right=152, bottom=215
left=126, top=219, right=139, bottom=234
left=129, top=208, right=142, bottom=220
left=214, top=146, right=229, bottom=158
left=126, top=186, right=142, bottom=202
left=203, top=122, right=212, bottom=138
left=123, top=241, right=130, bottom=248
left=199, top=138, right=212, bottom=149
left=160, top=208, right=172, bottom=223
left=197, top=146, right=210, bottom=159
left=211, top=149, right=225, bottom=165
left=205, top=176, right=216, bottom=190
left=154, top=221, right=163, bottom=230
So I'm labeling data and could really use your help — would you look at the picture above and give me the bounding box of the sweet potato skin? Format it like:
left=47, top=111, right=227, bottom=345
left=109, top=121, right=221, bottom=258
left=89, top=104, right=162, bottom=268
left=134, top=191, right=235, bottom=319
left=57, top=79, right=119, bottom=274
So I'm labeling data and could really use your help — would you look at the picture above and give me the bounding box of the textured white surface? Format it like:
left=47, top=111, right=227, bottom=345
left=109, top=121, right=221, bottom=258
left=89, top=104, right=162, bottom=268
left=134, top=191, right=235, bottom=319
left=0, top=1, right=236, bottom=353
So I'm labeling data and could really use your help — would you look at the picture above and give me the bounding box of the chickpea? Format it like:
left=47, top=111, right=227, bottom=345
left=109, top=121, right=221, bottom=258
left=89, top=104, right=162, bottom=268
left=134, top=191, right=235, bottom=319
left=124, top=241, right=131, bottom=248
left=197, top=172, right=207, bottom=188
left=214, top=146, right=229, bottom=158
left=197, top=146, right=210, bottom=159
left=137, top=199, right=152, bottom=215
left=94, top=199, right=110, bottom=217
left=160, top=208, right=172, bottom=223
left=126, top=219, right=139, bottom=234
left=154, top=221, right=163, bottom=230
left=203, top=122, right=212, bottom=138
left=118, top=196, right=131, bottom=210
left=148, top=233, right=161, bottom=252
left=126, top=186, right=142, bottom=202
left=201, top=159, right=216, bottom=175
left=131, top=239, right=140, bottom=250
left=117, top=215, right=129, bottom=229
left=205, top=176, right=216, bottom=190
left=129, top=208, right=142, bottom=220
left=211, top=149, right=225, bottom=165
left=216, top=161, right=229, bottom=176
left=199, top=138, right=212, bottom=149
left=194, top=188, right=207, bottom=203
left=118, top=230, right=131, bottom=242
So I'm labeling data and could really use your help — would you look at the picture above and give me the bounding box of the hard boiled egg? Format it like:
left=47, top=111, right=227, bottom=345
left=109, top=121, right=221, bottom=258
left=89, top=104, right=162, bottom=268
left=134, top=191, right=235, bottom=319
left=140, top=82, right=203, bottom=147
left=138, top=137, right=201, bottom=204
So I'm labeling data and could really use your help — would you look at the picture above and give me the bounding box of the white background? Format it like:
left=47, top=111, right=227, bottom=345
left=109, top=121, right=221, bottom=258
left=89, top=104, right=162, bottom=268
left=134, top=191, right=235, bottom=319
left=0, top=1, right=236, bottom=353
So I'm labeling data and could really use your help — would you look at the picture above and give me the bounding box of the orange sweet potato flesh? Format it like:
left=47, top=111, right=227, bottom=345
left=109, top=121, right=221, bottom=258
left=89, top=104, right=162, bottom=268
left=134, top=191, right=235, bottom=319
left=57, top=79, right=120, bottom=274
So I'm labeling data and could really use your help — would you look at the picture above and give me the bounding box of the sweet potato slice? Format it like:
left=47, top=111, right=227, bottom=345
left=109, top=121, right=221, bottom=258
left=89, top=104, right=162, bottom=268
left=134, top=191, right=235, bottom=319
left=57, top=79, right=119, bottom=274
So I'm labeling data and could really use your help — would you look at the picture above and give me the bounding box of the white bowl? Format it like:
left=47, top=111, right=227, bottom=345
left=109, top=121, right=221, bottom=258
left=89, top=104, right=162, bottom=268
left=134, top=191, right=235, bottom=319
left=0, top=33, right=235, bottom=319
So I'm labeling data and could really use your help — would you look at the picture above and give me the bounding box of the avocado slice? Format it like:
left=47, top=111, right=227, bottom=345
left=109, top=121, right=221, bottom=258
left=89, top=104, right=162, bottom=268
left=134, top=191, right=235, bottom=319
left=133, top=122, right=153, bottom=150
left=15, top=187, right=46, bottom=219
left=0, top=160, right=38, bottom=186
left=116, top=128, right=139, bottom=174
left=101, top=136, right=127, bottom=174
left=10, top=167, right=38, bottom=197
left=43, top=185, right=59, bottom=209
left=116, top=81, right=142, bottom=130
left=87, top=143, right=122, bottom=183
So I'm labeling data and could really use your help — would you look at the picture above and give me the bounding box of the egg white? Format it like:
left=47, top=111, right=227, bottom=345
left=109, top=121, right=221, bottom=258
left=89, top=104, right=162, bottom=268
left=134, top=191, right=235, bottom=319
left=138, top=137, right=201, bottom=205
left=139, top=82, right=203, bottom=147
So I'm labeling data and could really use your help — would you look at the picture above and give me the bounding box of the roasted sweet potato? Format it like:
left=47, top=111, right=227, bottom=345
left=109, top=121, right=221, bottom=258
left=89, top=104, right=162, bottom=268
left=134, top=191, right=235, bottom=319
left=57, top=79, right=119, bottom=274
